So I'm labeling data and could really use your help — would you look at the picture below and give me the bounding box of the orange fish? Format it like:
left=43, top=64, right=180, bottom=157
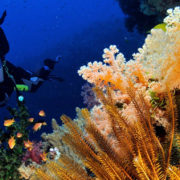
left=4, top=118, right=15, bottom=127
left=39, top=110, right=46, bottom=117
left=33, top=122, right=47, bottom=131
left=16, top=132, right=23, bottom=138
left=40, top=152, right=47, bottom=162
left=8, top=136, right=16, bottom=149
left=28, top=117, right=34, bottom=122
left=24, top=140, right=34, bottom=151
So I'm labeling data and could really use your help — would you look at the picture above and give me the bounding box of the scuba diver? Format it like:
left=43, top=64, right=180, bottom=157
left=0, top=10, right=63, bottom=106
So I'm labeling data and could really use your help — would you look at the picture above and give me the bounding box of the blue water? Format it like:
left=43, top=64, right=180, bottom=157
left=0, top=0, right=145, bottom=138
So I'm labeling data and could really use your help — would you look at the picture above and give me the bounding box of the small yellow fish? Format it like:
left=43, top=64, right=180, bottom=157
left=28, top=117, right=34, bottom=122
left=4, top=118, right=15, bottom=127
left=40, top=152, right=47, bottom=162
left=147, top=23, right=167, bottom=33
left=39, top=110, right=46, bottom=117
left=16, top=132, right=23, bottom=138
left=8, top=136, right=16, bottom=149
left=33, top=122, right=47, bottom=131
left=24, top=140, right=34, bottom=151
left=152, top=23, right=166, bottom=32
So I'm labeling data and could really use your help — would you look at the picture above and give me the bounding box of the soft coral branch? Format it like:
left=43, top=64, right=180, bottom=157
left=78, top=45, right=128, bottom=93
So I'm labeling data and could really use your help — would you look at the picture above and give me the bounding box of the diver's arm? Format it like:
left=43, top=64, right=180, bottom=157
left=0, top=10, right=7, bottom=25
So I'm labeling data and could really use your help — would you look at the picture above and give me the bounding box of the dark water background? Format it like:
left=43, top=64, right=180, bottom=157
left=0, top=0, right=145, bottom=139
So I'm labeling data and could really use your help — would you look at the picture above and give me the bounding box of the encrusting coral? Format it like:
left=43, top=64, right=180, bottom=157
left=29, top=7, right=180, bottom=180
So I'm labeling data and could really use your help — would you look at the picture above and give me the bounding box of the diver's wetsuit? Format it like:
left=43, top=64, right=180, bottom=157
left=0, top=10, right=62, bottom=106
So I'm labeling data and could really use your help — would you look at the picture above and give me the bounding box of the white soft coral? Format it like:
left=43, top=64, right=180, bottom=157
left=133, top=6, right=180, bottom=92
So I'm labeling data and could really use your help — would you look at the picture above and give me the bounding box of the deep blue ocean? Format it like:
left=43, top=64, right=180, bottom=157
left=0, top=0, right=145, bottom=139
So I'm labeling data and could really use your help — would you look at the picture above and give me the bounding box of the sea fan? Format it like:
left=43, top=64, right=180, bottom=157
left=33, top=81, right=180, bottom=180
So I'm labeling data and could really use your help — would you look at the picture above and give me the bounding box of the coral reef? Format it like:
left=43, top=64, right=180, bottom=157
left=27, top=7, right=180, bottom=180
left=77, top=6, right=180, bottom=149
